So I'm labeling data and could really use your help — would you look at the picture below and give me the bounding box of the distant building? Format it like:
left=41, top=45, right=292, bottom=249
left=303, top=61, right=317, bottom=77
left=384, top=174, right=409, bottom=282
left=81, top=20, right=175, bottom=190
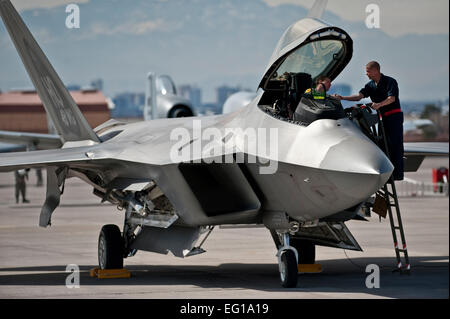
left=66, top=84, right=82, bottom=91
left=328, top=83, right=351, bottom=97
left=90, top=79, right=104, bottom=91
left=0, top=89, right=110, bottom=133
left=199, top=102, right=221, bottom=115
left=178, top=85, right=202, bottom=107
left=111, top=92, right=145, bottom=118
left=216, top=85, right=241, bottom=111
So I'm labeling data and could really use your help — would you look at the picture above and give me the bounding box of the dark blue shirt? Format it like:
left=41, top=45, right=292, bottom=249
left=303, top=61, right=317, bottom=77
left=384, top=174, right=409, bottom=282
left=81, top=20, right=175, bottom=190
left=359, top=74, right=401, bottom=116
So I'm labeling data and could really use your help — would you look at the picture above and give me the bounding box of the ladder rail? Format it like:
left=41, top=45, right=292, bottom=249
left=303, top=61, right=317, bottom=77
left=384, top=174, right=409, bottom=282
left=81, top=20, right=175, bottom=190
left=368, top=108, right=411, bottom=273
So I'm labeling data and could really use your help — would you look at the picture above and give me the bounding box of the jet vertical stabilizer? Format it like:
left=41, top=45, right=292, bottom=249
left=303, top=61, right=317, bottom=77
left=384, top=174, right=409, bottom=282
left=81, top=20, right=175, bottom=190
left=0, top=0, right=100, bottom=144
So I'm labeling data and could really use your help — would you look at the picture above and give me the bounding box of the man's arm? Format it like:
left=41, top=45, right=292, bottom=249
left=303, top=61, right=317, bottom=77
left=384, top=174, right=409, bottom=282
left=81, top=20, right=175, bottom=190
left=334, top=92, right=364, bottom=101
left=371, top=96, right=396, bottom=110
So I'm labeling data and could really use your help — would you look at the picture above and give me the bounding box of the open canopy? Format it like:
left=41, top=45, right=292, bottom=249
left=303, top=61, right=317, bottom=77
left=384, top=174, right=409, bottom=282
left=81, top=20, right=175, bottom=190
left=258, top=18, right=353, bottom=90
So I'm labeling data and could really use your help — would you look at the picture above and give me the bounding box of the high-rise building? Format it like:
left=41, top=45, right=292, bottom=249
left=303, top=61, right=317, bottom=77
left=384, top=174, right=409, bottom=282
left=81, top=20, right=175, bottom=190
left=112, top=92, right=145, bottom=118
left=178, top=85, right=202, bottom=107
left=90, top=78, right=104, bottom=91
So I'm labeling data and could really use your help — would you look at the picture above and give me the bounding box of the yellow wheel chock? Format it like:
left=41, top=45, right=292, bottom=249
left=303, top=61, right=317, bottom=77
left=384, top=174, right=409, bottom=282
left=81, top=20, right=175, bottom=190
left=298, top=264, right=322, bottom=273
left=90, top=268, right=131, bottom=279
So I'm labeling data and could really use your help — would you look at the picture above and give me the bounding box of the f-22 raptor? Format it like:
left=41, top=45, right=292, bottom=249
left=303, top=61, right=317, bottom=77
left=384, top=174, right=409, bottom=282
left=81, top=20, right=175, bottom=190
left=0, top=0, right=447, bottom=287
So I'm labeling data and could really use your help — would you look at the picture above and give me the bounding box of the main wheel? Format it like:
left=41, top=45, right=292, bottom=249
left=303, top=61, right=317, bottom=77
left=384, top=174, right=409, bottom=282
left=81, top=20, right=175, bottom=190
left=98, top=224, right=124, bottom=269
left=291, top=239, right=315, bottom=264
left=280, top=250, right=298, bottom=288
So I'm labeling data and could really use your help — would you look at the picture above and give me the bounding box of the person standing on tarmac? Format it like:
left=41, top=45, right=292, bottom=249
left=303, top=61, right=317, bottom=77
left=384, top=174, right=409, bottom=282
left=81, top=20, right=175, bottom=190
left=334, top=61, right=404, bottom=180
left=14, top=169, right=30, bottom=203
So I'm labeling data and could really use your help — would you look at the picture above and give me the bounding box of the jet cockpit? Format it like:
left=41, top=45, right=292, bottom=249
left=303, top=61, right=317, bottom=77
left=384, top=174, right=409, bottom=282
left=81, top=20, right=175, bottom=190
left=257, top=21, right=353, bottom=126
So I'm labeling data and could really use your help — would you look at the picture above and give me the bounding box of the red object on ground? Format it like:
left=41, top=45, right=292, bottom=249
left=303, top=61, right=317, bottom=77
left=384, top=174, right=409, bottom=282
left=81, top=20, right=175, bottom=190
left=432, top=167, right=449, bottom=192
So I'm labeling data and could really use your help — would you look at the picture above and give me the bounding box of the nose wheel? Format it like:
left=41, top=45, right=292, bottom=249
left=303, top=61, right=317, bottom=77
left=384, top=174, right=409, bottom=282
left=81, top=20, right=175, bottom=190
left=279, top=249, right=298, bottom=287
left=277, top=233, right=299, bottom=288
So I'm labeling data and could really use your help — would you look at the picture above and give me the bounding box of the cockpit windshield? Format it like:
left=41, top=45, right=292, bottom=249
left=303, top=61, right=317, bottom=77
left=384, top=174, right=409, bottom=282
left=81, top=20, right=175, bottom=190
left=272, top=39, right=345, bottom=81
left=156, top=75, right=177, bottom=95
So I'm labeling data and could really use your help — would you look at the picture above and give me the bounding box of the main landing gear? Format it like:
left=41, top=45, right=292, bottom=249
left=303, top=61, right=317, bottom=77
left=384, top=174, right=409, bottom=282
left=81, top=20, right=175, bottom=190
left=98, top=224, right=124, bottom=270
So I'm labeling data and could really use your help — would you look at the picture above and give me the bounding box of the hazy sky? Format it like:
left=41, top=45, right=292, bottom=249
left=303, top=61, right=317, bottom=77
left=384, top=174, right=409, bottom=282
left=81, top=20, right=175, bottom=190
left=264, top=0, right=449, bottom=37
left=2, top=0, right=449, bottom=103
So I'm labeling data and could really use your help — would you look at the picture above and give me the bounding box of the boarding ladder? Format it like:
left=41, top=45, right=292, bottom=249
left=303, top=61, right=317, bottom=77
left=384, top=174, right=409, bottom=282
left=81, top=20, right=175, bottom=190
left=376, top=111, right=411, bottom=274
left=352, top=105, right=411, bottom=274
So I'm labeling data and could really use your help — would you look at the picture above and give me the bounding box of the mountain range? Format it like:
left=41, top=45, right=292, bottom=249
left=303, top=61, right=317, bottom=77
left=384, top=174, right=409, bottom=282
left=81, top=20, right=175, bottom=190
left=0, top=0, right=448, bottom=103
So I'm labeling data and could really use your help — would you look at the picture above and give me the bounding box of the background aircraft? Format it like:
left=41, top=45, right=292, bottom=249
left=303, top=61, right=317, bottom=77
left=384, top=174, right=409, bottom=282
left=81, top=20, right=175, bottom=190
left=144, top=73, right=195, bottom=120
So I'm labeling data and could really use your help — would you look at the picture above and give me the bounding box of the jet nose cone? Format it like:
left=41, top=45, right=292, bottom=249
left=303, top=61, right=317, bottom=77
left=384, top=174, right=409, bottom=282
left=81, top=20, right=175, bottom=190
left=321, top=137, right=394, bottom=197
left=322, top=137, right=393, bottom=173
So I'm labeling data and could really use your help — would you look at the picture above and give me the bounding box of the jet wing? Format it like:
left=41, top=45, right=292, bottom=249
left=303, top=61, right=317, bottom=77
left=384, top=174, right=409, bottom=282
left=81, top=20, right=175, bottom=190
left=404, top=142, right=449, bottom=172
left=0, top=143, right=160, bottom=227
left=0, top=142, right=26, bottom=153
left=0, top=145, right=112, bottom=172
left=404, top=142, right=449, bottom=156
left=0, top=130, right=62, bottom=150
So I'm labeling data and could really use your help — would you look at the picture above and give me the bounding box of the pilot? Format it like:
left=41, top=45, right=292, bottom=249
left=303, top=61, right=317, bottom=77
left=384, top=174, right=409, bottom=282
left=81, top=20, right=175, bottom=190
left=335, top=61, right=404, bottom=180
left=305, top=76, right=332, bottom=96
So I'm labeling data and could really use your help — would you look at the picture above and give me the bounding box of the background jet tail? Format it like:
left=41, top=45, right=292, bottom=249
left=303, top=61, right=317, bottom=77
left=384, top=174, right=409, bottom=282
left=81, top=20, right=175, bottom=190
left=0, top=0, right=100, bottom=144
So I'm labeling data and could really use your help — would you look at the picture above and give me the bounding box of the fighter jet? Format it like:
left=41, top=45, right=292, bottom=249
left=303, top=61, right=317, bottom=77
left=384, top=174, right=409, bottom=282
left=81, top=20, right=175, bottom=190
left=144, top=73, right=195, bottom=120
left=0, top=0, right=447, bottom=288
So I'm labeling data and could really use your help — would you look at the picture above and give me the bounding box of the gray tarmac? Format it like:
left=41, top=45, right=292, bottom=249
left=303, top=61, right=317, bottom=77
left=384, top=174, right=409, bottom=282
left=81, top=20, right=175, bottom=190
left=0, top=157, right=448, bottom=299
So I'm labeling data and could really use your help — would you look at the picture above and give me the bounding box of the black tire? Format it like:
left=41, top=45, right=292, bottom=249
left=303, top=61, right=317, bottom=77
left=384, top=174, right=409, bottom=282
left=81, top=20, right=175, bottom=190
left=98, top=224, right=124, bottom=269
left=291, top=239, right=315, bottom=264
left=280, top=250, right=298, bottom=288
left=169, top=106, right=193, bottom=118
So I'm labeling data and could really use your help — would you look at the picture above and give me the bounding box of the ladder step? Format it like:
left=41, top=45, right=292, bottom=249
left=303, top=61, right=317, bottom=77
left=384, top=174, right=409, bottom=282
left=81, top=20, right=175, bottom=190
left=396, top=249, right=408, bottom=253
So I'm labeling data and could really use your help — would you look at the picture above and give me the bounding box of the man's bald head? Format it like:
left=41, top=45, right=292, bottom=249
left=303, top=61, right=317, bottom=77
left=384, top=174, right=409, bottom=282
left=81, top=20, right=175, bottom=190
left=366, top=61, right=380, bottom=71
left=366, top=61, right=381, bottom=82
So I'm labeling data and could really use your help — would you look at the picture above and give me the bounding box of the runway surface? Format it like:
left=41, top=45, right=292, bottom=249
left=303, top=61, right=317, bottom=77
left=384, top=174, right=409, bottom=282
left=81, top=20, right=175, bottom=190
left=0, top=157, right=448, bottom=299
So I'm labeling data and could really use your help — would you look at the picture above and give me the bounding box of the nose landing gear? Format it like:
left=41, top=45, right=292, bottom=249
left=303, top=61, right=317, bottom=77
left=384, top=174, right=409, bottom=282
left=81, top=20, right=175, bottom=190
left=277, top=232, right=299, bottom=288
